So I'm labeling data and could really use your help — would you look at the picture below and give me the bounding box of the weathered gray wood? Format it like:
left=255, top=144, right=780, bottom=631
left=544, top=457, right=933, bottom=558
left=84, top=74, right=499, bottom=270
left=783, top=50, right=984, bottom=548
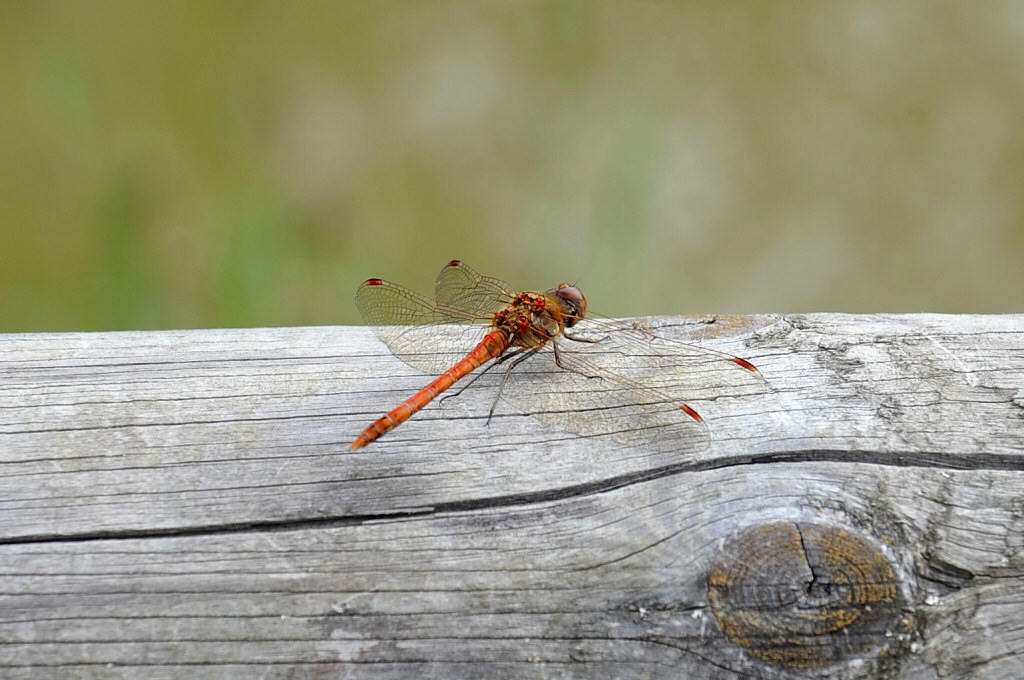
left=1, top=313, right=1023, bottom=679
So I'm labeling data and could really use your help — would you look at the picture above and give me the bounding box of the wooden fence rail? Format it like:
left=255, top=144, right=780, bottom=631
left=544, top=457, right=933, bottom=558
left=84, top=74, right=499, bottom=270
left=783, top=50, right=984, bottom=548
left=1, top=313, right=1023, bottom=679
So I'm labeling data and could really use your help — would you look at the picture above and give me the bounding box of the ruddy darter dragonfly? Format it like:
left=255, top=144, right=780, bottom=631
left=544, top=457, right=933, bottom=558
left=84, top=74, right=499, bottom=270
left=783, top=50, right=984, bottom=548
left=351, top=260, right=765, bottom=452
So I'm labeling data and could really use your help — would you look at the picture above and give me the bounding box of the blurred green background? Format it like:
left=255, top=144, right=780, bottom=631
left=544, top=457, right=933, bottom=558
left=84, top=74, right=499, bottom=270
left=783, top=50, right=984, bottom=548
left=2, top=1, right=1022, bottom=332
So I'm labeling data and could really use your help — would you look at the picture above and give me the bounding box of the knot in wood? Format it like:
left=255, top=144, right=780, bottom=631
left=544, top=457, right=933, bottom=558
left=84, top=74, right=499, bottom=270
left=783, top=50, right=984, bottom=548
left=707, top=521, right=903, bottom=670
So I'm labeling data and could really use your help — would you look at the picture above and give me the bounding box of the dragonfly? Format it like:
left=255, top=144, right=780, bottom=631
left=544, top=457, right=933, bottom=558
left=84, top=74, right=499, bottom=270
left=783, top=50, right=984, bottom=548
left=351, top=260, right=765, bottom=453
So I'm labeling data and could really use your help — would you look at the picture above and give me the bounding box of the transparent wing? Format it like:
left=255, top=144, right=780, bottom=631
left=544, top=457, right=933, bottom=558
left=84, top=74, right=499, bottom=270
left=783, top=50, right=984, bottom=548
left=354, top=277, right=493, bottom=374
left=564, top=317, right=766, bottom=398
left=433, top=260, right=518, bottom=317
left=493, top=317, right=767, bottom=456
left=557, top=317, right=767, bottom=402
left=496, top=348, right=713, bottom=455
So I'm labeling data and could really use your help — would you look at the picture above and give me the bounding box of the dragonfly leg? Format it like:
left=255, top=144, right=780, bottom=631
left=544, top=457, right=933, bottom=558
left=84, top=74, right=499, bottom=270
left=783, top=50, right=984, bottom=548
left=437, top=357, right=500, bottom=404
left=552, top=341, right=604, bottom=379
left=486, top=346, right=542, bottom=424
left=437, top=346, right=532, bottom=405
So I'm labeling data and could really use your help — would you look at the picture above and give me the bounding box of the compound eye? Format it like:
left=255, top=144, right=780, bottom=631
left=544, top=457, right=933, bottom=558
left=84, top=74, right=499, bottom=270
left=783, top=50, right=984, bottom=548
left=555, top=284, right=584, bottom=305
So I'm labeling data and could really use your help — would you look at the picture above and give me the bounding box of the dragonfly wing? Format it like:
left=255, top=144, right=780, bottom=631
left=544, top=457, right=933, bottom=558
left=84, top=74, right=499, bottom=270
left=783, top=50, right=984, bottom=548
left=495, top=319, right=766, bottom=455
left=354, top=278, right=488, bottom=374
left=494, top=346, right=713, bottom=456
left=559, top=319, right=768, bottom=403
left=434, top=260, right=517, bottom=317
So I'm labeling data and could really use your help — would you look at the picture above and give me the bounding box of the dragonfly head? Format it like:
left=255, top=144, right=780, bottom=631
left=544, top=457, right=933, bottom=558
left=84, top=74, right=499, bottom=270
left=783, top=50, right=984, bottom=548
left=549, top=283, right=588, bottom=327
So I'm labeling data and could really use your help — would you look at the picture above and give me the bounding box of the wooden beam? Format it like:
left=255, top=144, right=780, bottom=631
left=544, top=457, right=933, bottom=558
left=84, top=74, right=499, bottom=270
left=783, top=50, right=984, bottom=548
left=2, top=314, right=1022, bottom=678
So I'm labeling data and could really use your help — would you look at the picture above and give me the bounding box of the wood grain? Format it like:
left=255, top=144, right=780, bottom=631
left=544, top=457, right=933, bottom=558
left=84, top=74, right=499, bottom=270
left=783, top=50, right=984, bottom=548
left=2, top=314, right=1023, bottom=679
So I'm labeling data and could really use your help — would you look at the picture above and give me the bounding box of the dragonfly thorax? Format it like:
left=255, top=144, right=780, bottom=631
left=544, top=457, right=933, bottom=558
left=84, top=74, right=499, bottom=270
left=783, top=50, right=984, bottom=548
left=490, top=288, right=585, bottom=349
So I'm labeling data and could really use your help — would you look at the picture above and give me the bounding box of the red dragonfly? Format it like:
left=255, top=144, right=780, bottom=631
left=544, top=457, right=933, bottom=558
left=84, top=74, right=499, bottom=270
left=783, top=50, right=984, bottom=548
left=351, top=260, right=765, bottom=452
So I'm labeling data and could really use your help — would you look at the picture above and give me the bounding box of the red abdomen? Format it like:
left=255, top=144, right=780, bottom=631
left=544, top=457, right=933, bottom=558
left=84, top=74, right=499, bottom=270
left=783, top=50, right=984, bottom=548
left=350, top=331, right=511, bottom=450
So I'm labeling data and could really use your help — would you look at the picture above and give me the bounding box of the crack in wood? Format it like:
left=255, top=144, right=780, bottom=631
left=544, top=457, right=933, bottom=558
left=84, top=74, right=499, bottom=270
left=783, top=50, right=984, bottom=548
left=3, top=448, right=1022, bottom=546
